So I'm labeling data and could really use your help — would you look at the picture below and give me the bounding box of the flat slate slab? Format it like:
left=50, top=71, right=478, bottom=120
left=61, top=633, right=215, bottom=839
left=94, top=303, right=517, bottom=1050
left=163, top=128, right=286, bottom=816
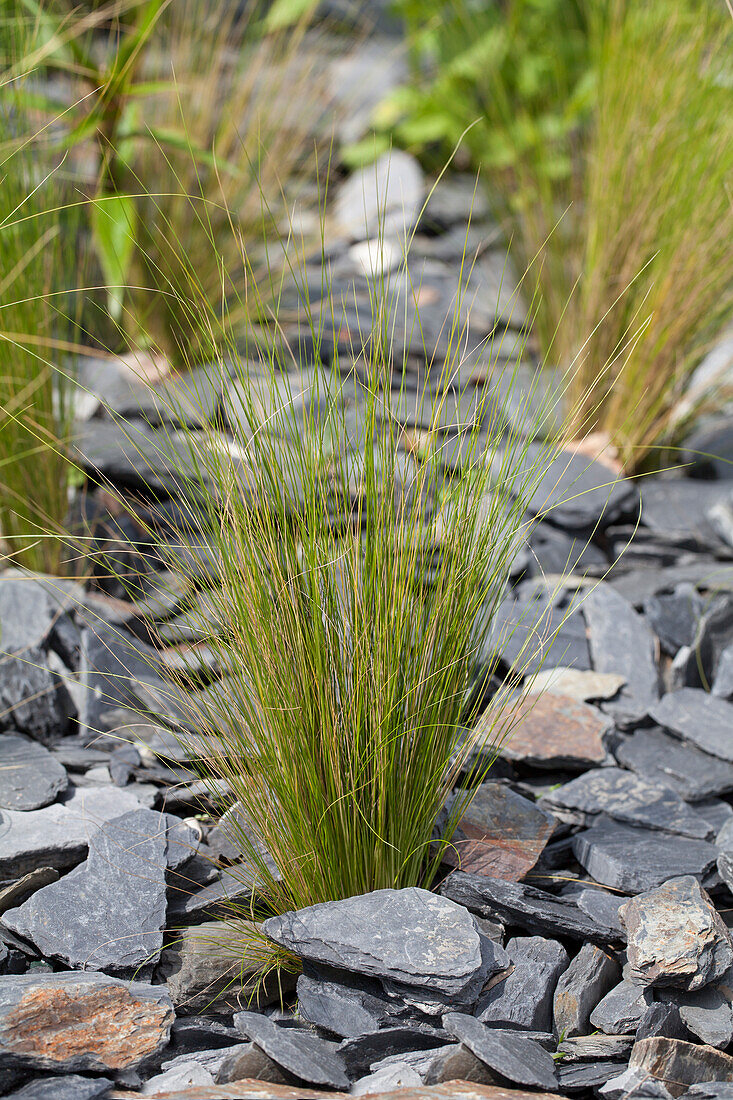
left=0, top=736, right=68, bottom=810
left=441, top=782, right=555, bottom=880
left=649, top=689, right=733, bottom=762
left=0, top=971, right=173, bottom=1073
left=615, top=727, right=733, bottom=802
left=583, top=584, right=660, bottom=726
left=482, top=586, right=591, bottom=678
left=543, top=768, right=713, bottom=839
left=590, top=979, right=654, bottom=1035
left=233, top=1011, right=350, bottom=1090
left=4, top=1076, right=113, bottom=1099
left=440, top=872, right=622, bottom=945
left=478, top=692, right=611, bottom=770
left=519, top=448, right=638, bottom=531
left=573, top=818, right=719, bottom=893
left=443, top=1013, right=558, bottom=1091
left=3, top=808, right=168, bottom=974
left=0, top=576, right=76, bottom=657
left=296, top=969, right=408, bottom=1037
left=263, top=887, right=497, bottom=1001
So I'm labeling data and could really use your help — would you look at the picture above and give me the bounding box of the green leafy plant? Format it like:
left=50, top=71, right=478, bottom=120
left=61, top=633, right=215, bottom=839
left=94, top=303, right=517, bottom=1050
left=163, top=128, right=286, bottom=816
left=12, top=0, right=334, bottom=359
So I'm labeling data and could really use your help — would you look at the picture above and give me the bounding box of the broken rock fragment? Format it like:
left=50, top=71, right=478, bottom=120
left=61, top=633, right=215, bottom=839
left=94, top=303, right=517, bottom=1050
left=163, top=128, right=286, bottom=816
left=620, top=877, right=733, bottom=991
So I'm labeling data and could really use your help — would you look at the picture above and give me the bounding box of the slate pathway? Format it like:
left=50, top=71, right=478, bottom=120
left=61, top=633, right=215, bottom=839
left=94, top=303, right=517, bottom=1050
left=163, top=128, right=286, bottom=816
left=5, top=27, right=733, bottom=1100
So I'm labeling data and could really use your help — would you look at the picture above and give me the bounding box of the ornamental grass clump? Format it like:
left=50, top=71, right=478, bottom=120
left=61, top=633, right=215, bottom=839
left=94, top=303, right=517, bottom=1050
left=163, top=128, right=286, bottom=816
left=564, top=0, right=733, bottom=467
left=377, top=0, right=733, bottom=471
left=106, top=214, right=578, bottom=977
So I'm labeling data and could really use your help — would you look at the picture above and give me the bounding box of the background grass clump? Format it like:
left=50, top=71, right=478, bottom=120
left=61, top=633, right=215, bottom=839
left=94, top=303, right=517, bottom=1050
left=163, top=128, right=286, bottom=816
left=113, top=236, right=567, bottom=974
left=372, top=0, right=733, bottom=471
left=9, top=0, right=337, bottom=362
left=0, top=2, right=83, bottom=573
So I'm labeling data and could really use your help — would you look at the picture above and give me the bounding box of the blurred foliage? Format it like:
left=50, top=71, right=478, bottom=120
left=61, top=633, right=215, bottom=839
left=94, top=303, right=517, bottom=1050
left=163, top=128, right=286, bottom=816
left=7, top=0, right=332, bottom=362
left=364, top=0, right=733, bottom=472
left=351, top=0, right=597, bottom=180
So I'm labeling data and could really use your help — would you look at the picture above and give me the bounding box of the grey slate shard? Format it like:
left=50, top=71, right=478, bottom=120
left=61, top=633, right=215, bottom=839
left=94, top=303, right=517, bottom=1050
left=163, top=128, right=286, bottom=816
left=296, top=969, right=407, bottom=1037
left=166, top=868, right=256, bottom=925
left=214, top=1042, right=290, bottom=1085
left=336, top=1026, right=451, bottom=1076
left=442, top=1013, right=558, bottom=1091
left=561, top=885, right=625, bottom=937
left=0, top=736, right=68, bottom=811
left=556, top=1060, right=630, bottom=1091
left=659, top=985, right=733, bottom=1049
left=0, top=803, right=88, bottom=879
left=3, top=808, right=168, bottom=975
left=440, top=871, right=623, bottom=945
left=0, top=650, right=72, bottom=744
left=600, top=1065, right=676, bottom=1099
left=77, top=621, right=188, bottom=741
left=649, top=689, right=733, bottom=762
left=615, top=727, right=733, bottom=802
left=168, top=1015, right=243, bottom=1053
left=422, top=1042, right=495, bottom=1086
left=0, top=971, right=173, bottom=1072
left=142, top=1061, right=217, bottom=1093
left=4, top=1077, right=113, bottom=1099
left=543, top=767, right=713, bottom=839
left=685, top=593, right=733, bottom=691
left=636, top=1002, right=691, bottom=1043
left=583, top=583, right=660, bottom=726
left=527, top=522, right=608, bottom=577
left=591, top=979, right=654, bottom=1035
left=572, top=818, right=719, bottom=893
left=639, top=478, right=730, bottom=542
left=644, top=585, right=705, bottom=656
left=0, top=576, right=79, bottom=662
left=687, top=1084, right=733, bottom=1098
left=553, top=943, right=620, bottom=1038
left=481, top=581, right=591, bottom=677
left=262, top=886, right=496, bottom=1002
left=475, top=935, right=569, bottom=1032
left=619, top=877, right=733, bottom=990
left=232, top=1010, right=349, bottom=1089
left=696, top=797, right=733, bottom=834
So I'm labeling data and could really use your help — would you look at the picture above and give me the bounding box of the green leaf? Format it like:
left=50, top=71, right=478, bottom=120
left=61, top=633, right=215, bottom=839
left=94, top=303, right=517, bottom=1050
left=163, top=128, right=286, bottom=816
left=263, top=0, right=318, bottom=31
left=90, top=193, right=137, bottom=323
left=145, top=126, right=244, bottom=177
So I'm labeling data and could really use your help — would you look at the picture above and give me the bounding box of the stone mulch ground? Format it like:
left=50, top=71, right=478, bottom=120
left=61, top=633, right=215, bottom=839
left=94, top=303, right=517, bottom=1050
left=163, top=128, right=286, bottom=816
left=5, top=82, right=733, bottom=1099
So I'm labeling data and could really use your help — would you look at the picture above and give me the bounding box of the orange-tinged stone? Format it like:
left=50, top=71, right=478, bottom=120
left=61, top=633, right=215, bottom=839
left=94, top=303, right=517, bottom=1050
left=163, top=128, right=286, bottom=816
left=0, top=973, right=173, bottom=1073
left=480, top=693, right=611, bottom=770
